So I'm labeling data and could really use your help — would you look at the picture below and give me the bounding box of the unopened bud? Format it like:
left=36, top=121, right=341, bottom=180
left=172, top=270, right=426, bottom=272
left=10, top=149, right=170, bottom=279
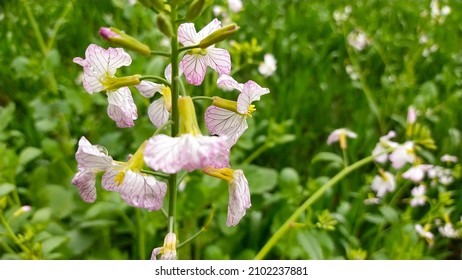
left=199, top=24, right=239, bottom=49
left=156, top=13, right=173, bottom=38
left=186, top=0, right=206, bottom=21
left=179, top=96, right=201, bottom=135
left=104, top=75, right=141, bottom=91
left=99, top=27, right=151, bottom=56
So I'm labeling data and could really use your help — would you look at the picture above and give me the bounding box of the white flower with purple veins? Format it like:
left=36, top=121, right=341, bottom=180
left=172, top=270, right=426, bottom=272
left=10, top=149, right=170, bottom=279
left=135, top=65, right=181, bottom=128
left=178, top=18, right=231, bottom=85
left=410, top=185, right=426, bottom=207
left=73, top=44, right=138, bottom=127
left=389, top=141, right=416, bottom=169
left=258, top=53, right=277, bottom=77
left=227, top=170, right=251, bottom=226
left=205, top=75, right=270, bottom=148
left=71, top=137, right=167, bottom=211
left=371, top=171, right=395, bottom=198
left=151, top=232, right=177, bottom=260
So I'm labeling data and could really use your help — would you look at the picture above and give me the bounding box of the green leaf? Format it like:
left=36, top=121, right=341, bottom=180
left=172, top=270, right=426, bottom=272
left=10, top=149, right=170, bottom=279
left=0, top=183, right=15, bottom=197
left=18, top=147, right=42, bottom=166
left=241, top=165, right=278, bottom=194
left=379, top=205, right=400, bottom=224
left=0, top=103, right=15, bottom=132
left=31, top=208, right=52, bottom=224
left=311, top=152, right=343, bottom=165
left=42, top=236, right=68, bottom=254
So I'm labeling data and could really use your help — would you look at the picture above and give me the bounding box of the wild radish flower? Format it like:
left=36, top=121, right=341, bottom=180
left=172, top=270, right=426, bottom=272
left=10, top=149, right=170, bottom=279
left=372, top=131, right=398, bottom=163
left=438, top=223, right=459, bottom=239
left=205, top=75, right=270, bottom=148
left=227, top=0, right=243, bottom=13
left=203, top=167, right=251, bottom=226
left=371, top=171, right=395, bottom=198
left=333, top=6, right=352, bottom=25
left=99, top=27, right=151, bottom=56
left=178, top=18, right=231, bottom=85
left=71, top=136, right=167, bottom=210
left=347, top=29, right=369, bottom=51
left=415, top=224, right=434, bottom=245
left=327, top=128, right=357, bottom=149
left=144, top=96, right=229, bottom=174
left=135, top=65, right=181, bottom=127
left=258, top=53, right=277, bottom=77
left=389, top=141, right=416, bottom=169
left=402, top=164, right=433, bottom=183
left=441, top=154, right=458, bottom=163
left=151, top=232, right=177, bottom=260
left=428, top=166, right=454, bottom=186
left=410, top=185, right=426, bottom=207
left=73, top=44, right=140, bottom=127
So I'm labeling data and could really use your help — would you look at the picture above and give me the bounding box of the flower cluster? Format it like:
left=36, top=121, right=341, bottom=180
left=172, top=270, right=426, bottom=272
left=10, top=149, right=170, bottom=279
left=72, top=9, right=270, bottom=259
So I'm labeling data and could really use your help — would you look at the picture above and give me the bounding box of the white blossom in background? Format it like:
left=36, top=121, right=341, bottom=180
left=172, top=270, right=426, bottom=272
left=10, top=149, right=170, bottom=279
left=438, top=223, right=459, bottom=239
left=372, top=131, right=398, bottom=164
left=333, top=5, right=352, bottom=25
left=345, top=64, right=359, bottom=81
left=389, top=141, right=416, bottom=169
left=410, top=185, right=426, bottom=207
left=402, top=164, right=433, bottom=183
left=415, top=224, right=434, bottom=245
left=441, top=154, right=458, bottom=163
left=430, top=0, right=451, bottom=24
left=258, top=53, right=277, bottom=77
left=427, top=166, right=454, bottom=186
left=227, top=0, right=243, bottom=13
left=347, top=29, right=369, bottom=51
left=371, top=171, right=396, bottom=198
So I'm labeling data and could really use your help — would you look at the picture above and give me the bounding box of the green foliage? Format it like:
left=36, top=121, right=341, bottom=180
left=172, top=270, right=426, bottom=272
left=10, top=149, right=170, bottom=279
left=1, top=0, right=461, bottom=260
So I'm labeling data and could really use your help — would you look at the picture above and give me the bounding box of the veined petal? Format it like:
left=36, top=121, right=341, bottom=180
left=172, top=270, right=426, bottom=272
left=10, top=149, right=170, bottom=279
left=135, top=81, right=164, bottom=98
left=205, top=106, right=248, bottom=148
left=75, top=136, right=113, bottom=171
left=119, top=170, right=167, bottom=211
left=71, top=170, right=97, bottom=203
left=236, top=80, right=270, bottom=114
left=180, top=54, right=208, bottom=86
left=227, top=170, right=251, bottom=226
left=206, top=48, right=231, bottom=76
left=217, top=74, right=243, bottom=92
left=107, top=87, right=138, bottom=128
left=85, top=44, right=132, bottom=77
left=197, top=18, right=222, bottom=41
left=101, top=170, right=121, bottom=191
left=148, top=97, right=170, bottom=128
left=178, top=23, right=199, bottom=46
left=164, top=64, right=183, bottom=83
left=144, top=134, right=229, bottom=173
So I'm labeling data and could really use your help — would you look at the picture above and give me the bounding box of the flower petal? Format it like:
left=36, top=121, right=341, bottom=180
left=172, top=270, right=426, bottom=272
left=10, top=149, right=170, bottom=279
left=75, top=136, right=113, bottom=171
left=85, top=44, right=132, bottom=77
left=71, top=170, right=97, bottom=203
left=197, top=18, right=222, bottom=40
left=148, top=97, right=170, bottom=128
left=178, top=23, right=199, bottom=46
left=217, top=74, right=243, bottom=92
left=119, top=170, right=167, bottom=211
left=236, top=80, right=270, bottom=114
left=205, top=105, right=248, bottom=148
left=206, top=48, right=231, bottom=76
left=180, top=54, right=208, bottom=86
left=101, top=170, right=121, bottom=191
left=135, top=81, right=164, bottom=98
left=107, top=87, right=138, bottom=128
left=227, top=170, right=251, bottom=226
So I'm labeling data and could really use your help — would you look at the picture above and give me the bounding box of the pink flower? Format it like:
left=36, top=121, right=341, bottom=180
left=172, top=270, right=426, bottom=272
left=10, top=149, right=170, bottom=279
left=205, top=75, right=269, bottom=148
left=71, top=137, right=167, bottom=211
left=178, top=18, right=231, bottom=85
left=73, top=44, right=139, bottom=127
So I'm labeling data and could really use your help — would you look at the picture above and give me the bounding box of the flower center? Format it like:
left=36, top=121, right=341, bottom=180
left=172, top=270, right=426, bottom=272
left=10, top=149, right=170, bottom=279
left=190, top=48, right=208, bottom=56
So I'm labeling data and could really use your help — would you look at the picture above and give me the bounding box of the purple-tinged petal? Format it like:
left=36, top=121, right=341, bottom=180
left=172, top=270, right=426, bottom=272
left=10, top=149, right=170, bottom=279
left=227, top=170, right=251, bottom=226
left=236, top=80, right=270, bottom=114
left=205, top=105, right=248, bottom=148
left=150, top=247, right=162, bottom=260
left=85, top=44, right=132, bottom=77
left=101, top=170, right=122, bottom=191
left=180, top=54, right=208, bottom=86
left=71, top=170, right=97, bottom=203
left=178, top=23, right=199, bottom=46
left=164, top=64, right=183, bottom=82
left=148, top=97, right=170, bottom=128
left=135, top=81, right=164, bottom=98
left=75, top=136, right=113, bottom=171
left=217, top=74, right=243, bottom=92
left=145, top=135, right=185, bottom=173
left=106, top=87, right=138, bottom=128
left=206, top=48, right=231, bottom=76
left=119, top=170, right=167, bottom=211
left=197, top=18, right=222, bottom=41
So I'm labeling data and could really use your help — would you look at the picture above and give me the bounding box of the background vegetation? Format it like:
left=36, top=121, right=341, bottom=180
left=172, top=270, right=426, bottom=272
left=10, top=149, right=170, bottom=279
left=1, top=0, right=461, bottom=259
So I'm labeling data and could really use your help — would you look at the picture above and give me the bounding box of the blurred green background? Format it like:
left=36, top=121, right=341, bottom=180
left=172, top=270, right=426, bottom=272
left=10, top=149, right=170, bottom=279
left=1, top=0, right=461, bottom=259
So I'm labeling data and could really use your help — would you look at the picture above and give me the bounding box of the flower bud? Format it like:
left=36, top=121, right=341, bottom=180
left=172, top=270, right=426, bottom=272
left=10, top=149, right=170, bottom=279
left=178, top=96, right=201, bottom=135
left=186, top=0, right=206, bottom=21
left=199, top=24, right=239, bottom=49
left=99, top=27, right=151, bottom=56
left=156, top=13, right=173, bottom=38
left=103, top=74, right=141, bottom=91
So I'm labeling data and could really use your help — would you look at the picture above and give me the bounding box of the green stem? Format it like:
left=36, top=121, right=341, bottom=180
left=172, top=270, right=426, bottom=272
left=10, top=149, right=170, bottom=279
left=177, top=205, right=214, bottom=249
left=167, top=3, right=180, bottom=237
left=140, top=169, right=170, bottom=179
left=243, top=142, right=271, bottom=164
left=135, top=208, right=146, bottom=259
left=150, top=50, right=171, bottom=57
left=22, top=0, right=48, bottom=55
left=139, top=75, right=171, bottom=87
left=342, top=148, right=349, bottom=167
left=254, top=150, right=392, bottom=260
left=191, top=96, right=213, bottom=101
left=178, top=44, right=199, bottom=53
left=0, top=213, right=36, bottom=259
